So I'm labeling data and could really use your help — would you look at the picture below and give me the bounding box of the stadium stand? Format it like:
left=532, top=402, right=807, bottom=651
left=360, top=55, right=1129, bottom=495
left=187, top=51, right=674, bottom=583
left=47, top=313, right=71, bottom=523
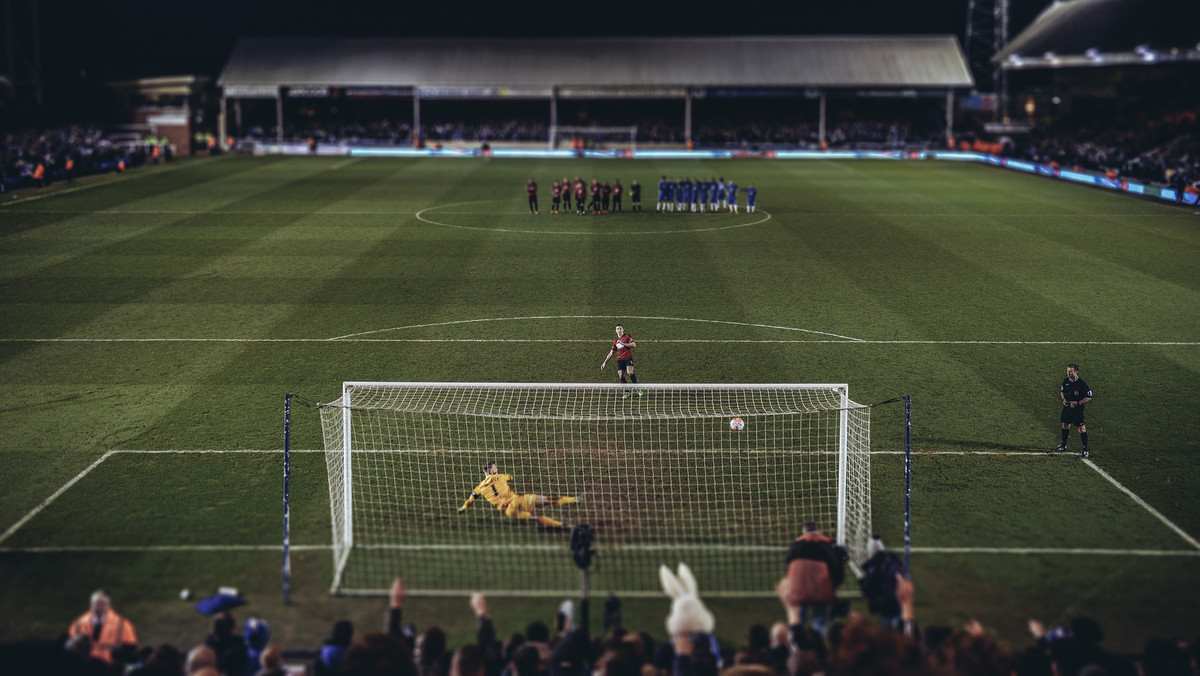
left=216, top=36, right=972, bottom=150
left=1, top=573, right=1196, bottom=676
left=1, top=126, right=173, bottom=193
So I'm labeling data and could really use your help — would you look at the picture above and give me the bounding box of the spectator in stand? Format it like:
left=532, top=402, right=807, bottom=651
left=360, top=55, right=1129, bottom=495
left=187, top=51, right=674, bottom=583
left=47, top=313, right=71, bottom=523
left=341, top=632, right=416, bottom=676
left=67, top=590, right=139, bottom=664
left=205, top=611, right=249, bottom=676
left=777, top=523, right=844, bottom=638
left=1022, top=616, right=1136, bottom=675
left=452, top=644, right=488, bottom=676
left=314, top=619, right=354, bottom=675
left=338, top=578, right=416, bottom=676
left=778, top=521, right=847, bottom=637
left=254, top=646, right=287, bottom=676
left=186, top=644, right=218, bottom=674
left=858, top=535, right=908, bottom=629
left=129, top=644, right=186, bottom=676
left=416, top=625, right=452, bottom=676
left=522, top=620, right=552, bottom=672
left=243, top=617, right=270, bottom=676
left=467, top=593, right=504, bottom=676
left=508, top=644, right=541, bottom=676
left=731, top=624, right=771, bottom=666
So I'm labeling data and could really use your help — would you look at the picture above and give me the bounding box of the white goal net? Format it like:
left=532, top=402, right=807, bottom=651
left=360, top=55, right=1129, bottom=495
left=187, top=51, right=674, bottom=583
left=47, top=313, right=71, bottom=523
left=549, top=125, right=638, bottom=151
left=318, top=382, right=871, bottom=597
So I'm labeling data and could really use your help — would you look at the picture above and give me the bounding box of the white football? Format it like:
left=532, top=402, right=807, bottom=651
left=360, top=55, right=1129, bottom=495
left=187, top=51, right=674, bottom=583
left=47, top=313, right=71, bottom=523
left=729, top=417, right=745, bottom=431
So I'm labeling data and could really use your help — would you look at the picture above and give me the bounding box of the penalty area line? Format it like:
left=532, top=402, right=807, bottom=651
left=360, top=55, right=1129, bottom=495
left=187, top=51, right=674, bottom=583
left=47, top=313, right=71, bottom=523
left=0, top=450, right=115, bottom=546
left=1083, top=458, right=1200, bottom=550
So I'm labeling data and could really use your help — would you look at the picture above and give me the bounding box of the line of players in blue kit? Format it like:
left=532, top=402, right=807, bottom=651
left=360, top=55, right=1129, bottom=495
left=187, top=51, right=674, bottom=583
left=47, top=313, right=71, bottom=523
left=656, top=176, right=757, bottom=214
left=524, top=176, right=757, bottom=215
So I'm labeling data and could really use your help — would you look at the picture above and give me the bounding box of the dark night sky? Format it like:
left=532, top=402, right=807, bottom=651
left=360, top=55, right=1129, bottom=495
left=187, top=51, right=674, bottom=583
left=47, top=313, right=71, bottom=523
left=33, top=0, right=1053, bottom=85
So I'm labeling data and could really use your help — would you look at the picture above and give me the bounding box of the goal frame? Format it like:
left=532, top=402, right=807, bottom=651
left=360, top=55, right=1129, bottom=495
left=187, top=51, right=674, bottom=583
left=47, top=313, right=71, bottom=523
left=549, top=125, right=638, bottom=151
left=324, top=381, right=868, bottom=597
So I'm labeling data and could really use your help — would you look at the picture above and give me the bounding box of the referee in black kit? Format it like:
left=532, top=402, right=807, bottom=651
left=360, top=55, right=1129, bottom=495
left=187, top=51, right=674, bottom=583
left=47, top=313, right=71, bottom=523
left=1054, top=363, right=1093, bottom=458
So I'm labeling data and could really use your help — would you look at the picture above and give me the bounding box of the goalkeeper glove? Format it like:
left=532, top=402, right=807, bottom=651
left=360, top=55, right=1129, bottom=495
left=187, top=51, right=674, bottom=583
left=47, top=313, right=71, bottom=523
left=457, top=507, right=467, bottom=514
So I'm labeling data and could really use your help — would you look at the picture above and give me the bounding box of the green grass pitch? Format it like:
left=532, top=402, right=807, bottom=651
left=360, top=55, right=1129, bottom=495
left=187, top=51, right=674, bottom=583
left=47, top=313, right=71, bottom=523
left=0, top=155, right=1197, bottom=653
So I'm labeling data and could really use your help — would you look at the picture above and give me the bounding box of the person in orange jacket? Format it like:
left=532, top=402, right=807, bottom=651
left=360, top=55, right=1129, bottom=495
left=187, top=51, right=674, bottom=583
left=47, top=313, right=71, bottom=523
left=67, top=590, right=139, bottom=663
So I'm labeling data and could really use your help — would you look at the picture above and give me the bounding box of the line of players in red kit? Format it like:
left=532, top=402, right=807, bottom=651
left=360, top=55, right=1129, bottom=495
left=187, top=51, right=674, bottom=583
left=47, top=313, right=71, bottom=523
left=526, top=177, right=643, bottom=215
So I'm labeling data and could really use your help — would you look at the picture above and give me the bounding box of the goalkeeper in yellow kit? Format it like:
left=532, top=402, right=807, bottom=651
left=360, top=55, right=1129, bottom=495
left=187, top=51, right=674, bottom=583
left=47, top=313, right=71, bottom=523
left=458, top=461, right=578, bottom=528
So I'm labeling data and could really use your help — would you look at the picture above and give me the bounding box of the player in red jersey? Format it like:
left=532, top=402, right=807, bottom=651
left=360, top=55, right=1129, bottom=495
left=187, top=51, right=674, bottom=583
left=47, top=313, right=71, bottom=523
left=550, top=181, right=562, bottom=214
left=574, top=178, right=586, bottom=215
left=600, top=324, right=642, bottom=397
left=561, top=176, right=572, bottom=212
left=589, top=178, right=601, bottom=214
left=528, top=180, right=542, bottom=213
left=612, top=180, right=624, bottom=213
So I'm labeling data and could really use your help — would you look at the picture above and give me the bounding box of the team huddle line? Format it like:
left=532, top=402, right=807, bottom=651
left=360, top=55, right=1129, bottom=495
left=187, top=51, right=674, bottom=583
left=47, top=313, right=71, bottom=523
left=526, top=177, right=758, bottom=215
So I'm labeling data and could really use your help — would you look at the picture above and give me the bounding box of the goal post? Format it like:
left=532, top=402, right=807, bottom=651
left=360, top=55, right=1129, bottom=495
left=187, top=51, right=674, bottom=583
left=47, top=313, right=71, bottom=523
left=549, top=125, right=638, bottom=151
left=318, top=382, right=871, bottom=597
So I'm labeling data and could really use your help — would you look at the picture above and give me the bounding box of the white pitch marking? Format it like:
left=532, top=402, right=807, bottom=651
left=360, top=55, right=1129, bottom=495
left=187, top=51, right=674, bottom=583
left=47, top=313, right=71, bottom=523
left=910, top=547, right=1200, bottom=556
left=0, top=544, right=332, bottom=553
left=329, top=314, right=864, bottom=342
left=1, top=209, right=1190, bottom=217
left=109, top=449, right=323, bottom=454
left=1083, top=458, right=1200, bottom=550
left=0, top=450, right=116, bottom=545
left=414, top=200, right=773, bottom=235
left=6, top=338, right=1194, bottom=346
left=329, top=158, right=363, bottom=171
left=110, top=446, right=1070, bottom=458
left=870, top=450, right=1070, bottom=456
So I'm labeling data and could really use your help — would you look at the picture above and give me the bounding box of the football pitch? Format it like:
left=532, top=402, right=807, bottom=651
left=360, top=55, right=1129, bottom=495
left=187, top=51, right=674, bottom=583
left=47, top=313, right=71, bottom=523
left=0, top=155, right=1197, bottom=653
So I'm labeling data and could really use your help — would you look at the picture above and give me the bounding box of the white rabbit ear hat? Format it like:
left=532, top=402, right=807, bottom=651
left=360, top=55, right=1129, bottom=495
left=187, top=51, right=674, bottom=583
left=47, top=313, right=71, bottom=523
left=660, top=563, right=716, bottom=636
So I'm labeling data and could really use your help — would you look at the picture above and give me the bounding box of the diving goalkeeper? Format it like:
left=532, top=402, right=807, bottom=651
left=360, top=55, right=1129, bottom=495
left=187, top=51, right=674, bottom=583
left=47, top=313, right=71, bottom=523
left=458, top=461, right=579, bottom=528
